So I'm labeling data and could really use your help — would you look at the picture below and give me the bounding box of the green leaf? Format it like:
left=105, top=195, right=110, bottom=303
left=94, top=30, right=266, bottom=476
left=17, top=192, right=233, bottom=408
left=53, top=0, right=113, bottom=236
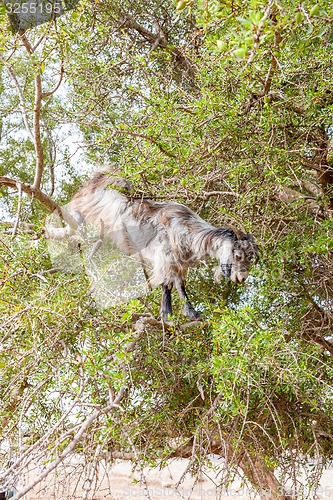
left=248, top=10, right=263, bottom=24
left=0, top=2, right=7, bottom=15
left=236, top=17, right=253, bottom=29
left=309, top=4, right=320, bottom=17
left=216, top=40, right=228, bottom=51
left=232, top=47, right=248, bottom=58
left=295, top=11, right=303, bottom=24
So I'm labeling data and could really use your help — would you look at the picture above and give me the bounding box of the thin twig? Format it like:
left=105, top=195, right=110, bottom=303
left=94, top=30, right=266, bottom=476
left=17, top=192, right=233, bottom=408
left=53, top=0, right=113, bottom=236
left=0, top=55, right=35, bottom=142
left=11, top=399, right=123, bottom=500
left=20, top=33, right=45, bottom=190
left=239, top=0, right=275, bottom=75
left=11, top=182, right=23, bottom=239
left=201, top=190, right=239, bottom=200
left=42, top=66, right=64, bottom=98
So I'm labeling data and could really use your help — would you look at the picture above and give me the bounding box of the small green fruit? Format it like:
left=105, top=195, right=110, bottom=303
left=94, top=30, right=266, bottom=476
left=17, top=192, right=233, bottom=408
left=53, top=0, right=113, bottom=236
left=216, top=40, right=227, bottom=51
left=176, top=0, right=187, bottom=10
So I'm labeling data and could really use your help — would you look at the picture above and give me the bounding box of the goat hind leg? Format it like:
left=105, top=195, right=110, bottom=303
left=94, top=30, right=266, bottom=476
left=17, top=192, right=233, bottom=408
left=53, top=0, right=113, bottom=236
left=161, top=284, right=173, bottom=323
left=175, top=281, right=202, bottom=321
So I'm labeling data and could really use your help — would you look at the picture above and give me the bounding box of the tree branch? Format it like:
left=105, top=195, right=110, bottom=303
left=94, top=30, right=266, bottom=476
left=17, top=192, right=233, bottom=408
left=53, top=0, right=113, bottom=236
left=11, top=405, right=112, bottom=500
left=0, top=55, right=35, bottom=142
left=20, top=33, right=45, bottom=190
left=120, top=14, right=196, bottom=76
left=32, top=71, right=44, bottom=189
left=0, top=176, right=59, bottom=213
left=116, top=129, right=177, bottom=158
left=0, top=176, right=79, bottom=230
left=11, top=380, right=127, bottom=500
left=11, top=181, right=23, bottom=238
left=42, top=66, right=64, bottom=98
left=240, top=0, right=275, bottom=73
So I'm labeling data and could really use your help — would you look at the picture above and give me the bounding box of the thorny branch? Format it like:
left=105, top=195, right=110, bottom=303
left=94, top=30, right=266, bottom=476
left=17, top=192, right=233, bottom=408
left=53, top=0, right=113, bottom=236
left=0, top=176, right=79, bottom=230
left=3, top=33, right=63, bottom=193
left=0, top=54, right=35, bottom=142
left=120, top=14, right=196, bottom=77
left=11, top=401, right=121, bottom=500
left=240, top=0, right=276, bottom=73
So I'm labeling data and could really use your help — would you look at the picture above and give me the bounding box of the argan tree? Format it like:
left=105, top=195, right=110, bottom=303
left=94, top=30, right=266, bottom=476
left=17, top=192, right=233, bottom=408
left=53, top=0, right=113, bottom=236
left=0, top=1, right=332, bottom=499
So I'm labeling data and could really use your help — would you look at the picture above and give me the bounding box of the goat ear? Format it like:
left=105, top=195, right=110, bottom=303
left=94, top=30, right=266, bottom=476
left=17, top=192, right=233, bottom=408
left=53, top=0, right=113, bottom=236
left=247, top=234, right=259, bottom=263
left=253, top=244, right=260, bottom=264
left=254, top=251, right=260, bottom=265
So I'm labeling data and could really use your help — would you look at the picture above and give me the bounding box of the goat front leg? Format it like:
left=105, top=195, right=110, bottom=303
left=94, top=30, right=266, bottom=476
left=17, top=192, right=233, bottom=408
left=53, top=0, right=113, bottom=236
left=161, top=283, right=173, bottom=323
left=175, top=280, right=202, bottom=321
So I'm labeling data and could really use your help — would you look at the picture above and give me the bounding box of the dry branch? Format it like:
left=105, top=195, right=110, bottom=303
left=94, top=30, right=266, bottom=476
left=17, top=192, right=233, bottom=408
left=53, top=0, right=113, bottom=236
left=18, top=34, right=45, bottom=190
left=120, top=14, right=196, bottom=77
left=0, top=176, right=79, bottom=230
left=11, top=374, right=128, bottom=500
left=0, top=176, right=59, bottom=213
left=0, top=55, right=35, bottom=142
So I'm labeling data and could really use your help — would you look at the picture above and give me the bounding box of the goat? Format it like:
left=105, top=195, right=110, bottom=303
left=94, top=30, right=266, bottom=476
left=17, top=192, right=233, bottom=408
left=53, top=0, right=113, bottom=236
left=46, top=172, right=258, bottom=322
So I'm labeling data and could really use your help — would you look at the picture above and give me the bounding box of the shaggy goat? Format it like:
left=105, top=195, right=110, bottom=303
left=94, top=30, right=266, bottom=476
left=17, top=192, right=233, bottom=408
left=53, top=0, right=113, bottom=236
left=47, top=172, right=258, bottom=321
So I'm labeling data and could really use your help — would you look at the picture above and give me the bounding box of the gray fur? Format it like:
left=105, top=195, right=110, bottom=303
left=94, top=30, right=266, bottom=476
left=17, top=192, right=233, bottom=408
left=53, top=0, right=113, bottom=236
left=46, top=172, right=258, bottom=320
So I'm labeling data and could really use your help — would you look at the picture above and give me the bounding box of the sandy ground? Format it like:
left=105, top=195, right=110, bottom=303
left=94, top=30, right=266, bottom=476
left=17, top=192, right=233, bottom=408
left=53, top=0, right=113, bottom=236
left=11, top=458, right=333, bottom=499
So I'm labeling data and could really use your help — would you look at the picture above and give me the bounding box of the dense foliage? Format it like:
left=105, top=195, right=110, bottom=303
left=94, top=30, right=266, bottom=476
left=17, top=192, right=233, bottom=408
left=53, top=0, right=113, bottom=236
left=0, top=1, right=333, bottom=498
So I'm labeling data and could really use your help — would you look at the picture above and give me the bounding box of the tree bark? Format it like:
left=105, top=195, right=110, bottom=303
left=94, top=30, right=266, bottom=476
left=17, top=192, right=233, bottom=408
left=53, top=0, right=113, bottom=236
left=168, top=437, right=289, bottom=499
left=120, top=14, right=196, bottom=77
left=233, top=449, right=289, bottom=500
left=0, top=176, right=79, bottom=230
left=20, top=34, right=45, bottom=190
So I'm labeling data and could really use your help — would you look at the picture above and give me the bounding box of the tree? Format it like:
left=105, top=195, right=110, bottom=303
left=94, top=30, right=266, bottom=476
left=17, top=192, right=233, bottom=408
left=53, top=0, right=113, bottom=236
left=0, top=1, right=333, bottom=499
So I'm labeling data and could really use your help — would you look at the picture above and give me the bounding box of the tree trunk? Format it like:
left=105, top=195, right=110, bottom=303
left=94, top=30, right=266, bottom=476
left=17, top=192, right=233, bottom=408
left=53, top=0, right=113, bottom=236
left=235, top=450, right=289, bottom=500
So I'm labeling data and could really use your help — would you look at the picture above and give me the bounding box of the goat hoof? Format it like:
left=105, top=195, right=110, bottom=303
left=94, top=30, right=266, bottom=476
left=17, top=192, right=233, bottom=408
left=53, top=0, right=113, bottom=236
left=191, top=311, right=202, bottom=321
left=161, top=315, right=175, bottom=327
left=183, top=303, right=202, bottom=321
